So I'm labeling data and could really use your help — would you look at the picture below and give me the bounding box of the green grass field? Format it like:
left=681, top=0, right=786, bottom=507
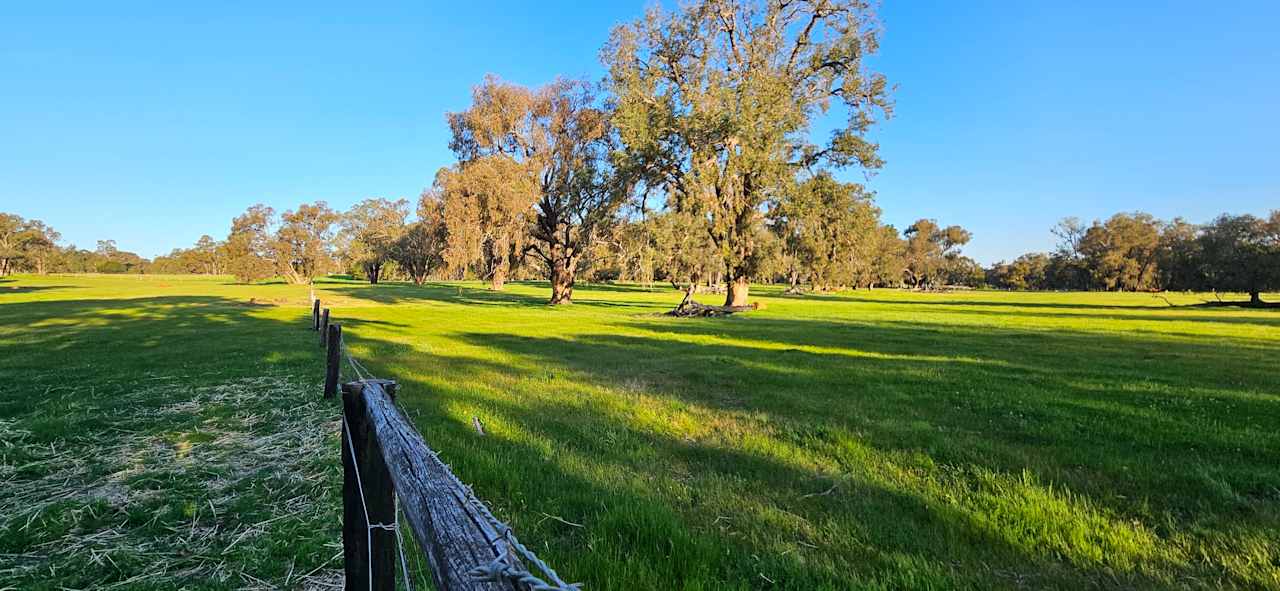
left=2, top=274, right=1278, bottom=590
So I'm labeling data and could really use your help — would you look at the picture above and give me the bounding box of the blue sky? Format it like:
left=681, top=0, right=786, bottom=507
left=2, top=1, right=1277, bottom=264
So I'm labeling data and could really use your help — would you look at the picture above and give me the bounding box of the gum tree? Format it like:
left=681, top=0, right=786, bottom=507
left=342, top=198, right=409, bottom=284
left=902, top=219, right=971, bottom=289
left=391, top=191, right=449, bottom=285
left=272, top=201, right=340, bottom=285
left=604, top=0, right=892, bottom=307
left=224, top=204, right=276, bottom=284
left=771, top=172, right=880, bottom=291
left=1199, top=212, right=1280, bottom=304
left=445, top=76, right=626, bottom=303
left=0, top=213, right=59, bottom=275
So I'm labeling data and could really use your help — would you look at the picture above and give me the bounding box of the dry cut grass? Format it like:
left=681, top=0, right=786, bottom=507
left=0, top=376, right=342, bottom=590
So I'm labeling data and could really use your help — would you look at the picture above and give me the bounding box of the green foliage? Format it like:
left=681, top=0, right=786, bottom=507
left=1199, top=213, right=1280, bottom=301
left=151, top=235, right=225, bottom=275
left=995, top=210, right=1280, bottom=301
left=223, top=204, right=276, bottom=284
left=341, top=197, right=409, bottom=284
left=272, top=201, right=340, bottom=285
left=605, top=0, right=892, bottom=304
left=772, top=172, right=882, bottom=290
left=1079, top=212, right=1163, bottom=291
left=987, top=253, right=1053, bottom=290
left=390, top=193, right=449, bottom=285
left=902, top=219, right=973, bottom=289
left=444, top=76, right=625, bottom=303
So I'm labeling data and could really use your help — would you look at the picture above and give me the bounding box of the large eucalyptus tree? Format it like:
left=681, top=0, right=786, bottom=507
left=604, top=0, right=892, bottom=306
left=444, top=76, right=627, bottom=303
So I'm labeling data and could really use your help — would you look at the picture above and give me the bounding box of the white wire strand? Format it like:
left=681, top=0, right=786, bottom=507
left=393, top=498, right=414, bottom=591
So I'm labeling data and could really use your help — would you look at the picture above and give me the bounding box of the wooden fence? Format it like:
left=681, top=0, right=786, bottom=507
left=310, top=299, right=572, bottom=591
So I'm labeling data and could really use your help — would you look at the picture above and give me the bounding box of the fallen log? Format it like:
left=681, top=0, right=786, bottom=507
left=668, top=299, right=760, bottom=317
left=667, top=282, right=761, bottom=316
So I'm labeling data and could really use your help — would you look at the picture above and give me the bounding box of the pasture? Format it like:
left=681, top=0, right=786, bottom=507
left=1, top=274, right=1277, bottom=590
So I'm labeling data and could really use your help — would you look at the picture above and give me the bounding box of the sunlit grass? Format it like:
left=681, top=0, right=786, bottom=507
left=1, top=274, right=1277, bottom=589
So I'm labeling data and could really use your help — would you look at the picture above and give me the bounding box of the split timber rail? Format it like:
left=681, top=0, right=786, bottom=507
left=310, top=297, right=576, bottom=591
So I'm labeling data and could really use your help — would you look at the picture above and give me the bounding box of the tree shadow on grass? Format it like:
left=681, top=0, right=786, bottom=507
left=0, top=296, right=401, bottom=402
left=423, top=317, right=1278, bottom=586
left=891, top=305, right=1280, bottom=330
left=326, top=282, right=548, bottom=307
left=802, top=291, right=1175, bottom=311
left=1192, top=300, right=1280, bottom=310
left=792, top=292, right=1280, bottom=328
left=325, top=281, right=671, bottom=310
left=1, top=284, right=82, bottom=294
left=456, top=324, right=1279, bottom=512
left=371, top=338, right=1230, bottom=589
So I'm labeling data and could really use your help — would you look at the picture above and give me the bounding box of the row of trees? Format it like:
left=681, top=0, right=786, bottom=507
left=988, top=211, right=1280, bottom=303
left=8, top=202, right=1275, bottom=305
left=157, top=200, right=429, bottom=285
left=1, top=213, right=149, bottom=275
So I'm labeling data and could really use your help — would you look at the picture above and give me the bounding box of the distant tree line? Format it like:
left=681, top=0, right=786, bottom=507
left=987, top=212, right=1280, bottom=303
left=6, top=204, right=1276, bottom=307
left=1, top=212, right=147, bottom=275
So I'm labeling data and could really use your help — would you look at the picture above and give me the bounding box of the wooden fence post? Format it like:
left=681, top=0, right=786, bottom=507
left=313, top=298, right=321, bottom=330
left=321, top=308, right=331, bottom=348
left=325, top=324, right=342, bottom=399
left=341, top=381, right=397, bottom=591
left=360, top=384, right=522, bottom=591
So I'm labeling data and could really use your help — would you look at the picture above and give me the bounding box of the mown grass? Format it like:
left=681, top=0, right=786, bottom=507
left=1, top=274, right=1277, bottom=590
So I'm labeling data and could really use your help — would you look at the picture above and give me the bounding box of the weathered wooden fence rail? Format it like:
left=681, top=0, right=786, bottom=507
left=310, top=297, right=573, bottom=591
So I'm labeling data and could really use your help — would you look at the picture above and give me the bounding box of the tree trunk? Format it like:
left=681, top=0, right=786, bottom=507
left=785, top=268, right=801, bottom=294
left=549, top=257, right=575, bottom=305
left=724, top=274, right=749, bottom=307
left=366, top=262, right=381, bottom=285
left=486, top=236, right=509, bottom=291
left=285, top=267, right=307, bottom=285
left=1251, top=290, right=1263, bottom=304
left=679, top=282, right=697, bottom=308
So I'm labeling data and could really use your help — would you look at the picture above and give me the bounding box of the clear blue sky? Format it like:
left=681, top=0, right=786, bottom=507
left=2, top=1, right=1277, bottom=264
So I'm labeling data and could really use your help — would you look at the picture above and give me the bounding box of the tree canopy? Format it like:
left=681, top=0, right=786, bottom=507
left=604, top=0, right=892, bottom=306
left=442, top=76, right=628, bottom=303
left=902, top=219, right=972, bottom=289
left=342, top=198, right=409, bottom=284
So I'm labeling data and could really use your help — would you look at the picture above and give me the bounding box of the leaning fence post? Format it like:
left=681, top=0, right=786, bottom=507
left=325, top=324, right=342, bottom=399
left=313, top=298, right=321, bottom=330
left=341, top=381, right=397, bottom=591
left=320, top=308, right=331, bottom=348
